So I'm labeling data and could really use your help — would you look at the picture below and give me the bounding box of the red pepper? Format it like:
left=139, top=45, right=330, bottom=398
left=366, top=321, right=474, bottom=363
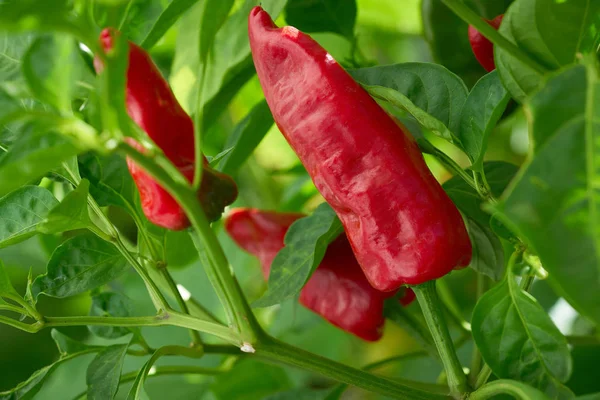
left=248, top=8, right=472, bottom=292
left=95, top=28, right=237, bottom=230
left=224, top=208, right=415, bottom=342
left=468, top=15, right=504, bottom=72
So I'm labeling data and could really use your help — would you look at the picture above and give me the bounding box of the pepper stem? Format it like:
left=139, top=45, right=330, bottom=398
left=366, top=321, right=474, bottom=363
left=412, top=280, right=469, bottom=398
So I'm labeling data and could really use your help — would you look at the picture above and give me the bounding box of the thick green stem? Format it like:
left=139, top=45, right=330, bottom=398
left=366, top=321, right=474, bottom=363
left=469, top=380, right=549, bottom=400
left=257, top=337, right=451, bottom=400
left=439, top=0, right=548, bottom=74
left=412, top=281, right=469, bottom=398
left=474, top=365, right=493, bottom=390
left=0, top=304, right=27, bottom=315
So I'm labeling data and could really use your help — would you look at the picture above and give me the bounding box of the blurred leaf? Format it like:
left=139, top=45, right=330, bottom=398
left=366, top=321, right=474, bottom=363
left=0, top=122, right=83, bottom=197
left=0, top=259, right=19, bottom=297
left=219, top=100, right=273, bottom=174
left=165, top=230, right=197, bottom=268
left=577, top=394, right=600, bottom=400
left=51, top=329, right=92, bottom=355
left=210, top=359, right=292, bottom=400
left=284, top=0, right=357, bottom=39
left=496, top=0, right=600, bottom=102
left=264, top=388, right=332, bottom=399
left=464, top=217, right=504, bottom=281
left=567, top=345, right=600, bottom=396
left=476, top=380, right=555, bottom=400
left=86, top=344, right=128, bottom=400
left=254, top=202, right=343, bottom=308
left=38, top=179, right=93, bottom=234
left=89, top=292, right=132, bottom=339
left=96, top=0, right=164, bottom=44
left=0, top=186, right=58, bottom=249
left=491, top=64, right=600, bottom=325
left=0, top=32, right=34, bottom=81
left=472, top=270, right=573, bottom=397
left=126, top=358, right=153, bottom=400
left=457, top=70, right=509, bottom=171
left=78, top=152, right=135, bottom=209
left=141, top=0, right=200, bottom=49
left=350, top=63, right=468, bottom=140
left=0, top=86, right=22, bottom=123
left=198, top=0, right=235, bottom=63
left=32, top=233, right=129, bottom=300
left=22, top=34, right=76, bottom=113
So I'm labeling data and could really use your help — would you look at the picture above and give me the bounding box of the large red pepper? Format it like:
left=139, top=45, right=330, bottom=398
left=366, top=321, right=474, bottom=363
left=468, top=15, right=504, bottom=72
left=248, top=8, right=472, bottom=292
left=95, top=29, right=237, bottom=230
left=224, top=208, right=415, bottom=342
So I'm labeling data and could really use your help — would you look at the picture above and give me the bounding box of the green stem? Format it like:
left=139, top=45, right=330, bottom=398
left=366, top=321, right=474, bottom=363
left=2, top=293, right=43, bottom=321
left=159, top=268, right=203, bottom=346
left=469, top=380, right=549, bottom=400
left=412, top=281, right=469, bottom=398
left=469, top=274, right=486, bottom=387
left=418, top=140, right=477, bottom=191
left=257, top=337, right=451, bottom=400
left=186, top=297, right=223, bottom=325
left=474, top=365, right=493, bottom=390
left=473, top=170, right=497, bottom=204
left=0, top=304, right=27, bottom=315
left=439, top=0, right=548, bottom=74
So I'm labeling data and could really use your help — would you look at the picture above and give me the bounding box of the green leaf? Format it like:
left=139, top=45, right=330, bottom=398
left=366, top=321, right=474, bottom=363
left=284, top=0, right=357, bottom=39
left=421, top=0, right=512, bottom=87
left=32, top=233, right=129, bottom=300
left=491, top=64, right=600, bottom=325
left=78, top=152, right=135, bottom=209
left=0, top=32, right=34, bottom=81
left=472, top=272, right=573, bottom=397
left=22, top=34, right=76, bottom=113
left=38, top=179, right=93, bottom=234
left=87, top=344, right=129, bottom=400
left=51, top=329, right=92, bottom=355
left=218, top=100, right=273, bottom=174
left=264, top=388, right=332, bottom=400
left=210, top=359, right=292, bottom=400
left=464, top=217, right=505, bottom=281
left=458, top=71, right=510, bottom=171
left=350, top=63, right=468, bottom=139
left=253, top=202, right=343, bottom=308
left=126, top=359, right=153, bottom=400
left=495, top=0, right=600, bottom=102
left=198, top=0, right=235, bottom=63
left=0, top=86, right=22, bottom=124
left=0, top=259, right=19, bottom=297
left=88, top=292, right=131, bottom=339
left=141, top=0, right=200, bottom=49
left=0, top=122, right=84, bottom=197
left=0, top=186, right=58, bottom=249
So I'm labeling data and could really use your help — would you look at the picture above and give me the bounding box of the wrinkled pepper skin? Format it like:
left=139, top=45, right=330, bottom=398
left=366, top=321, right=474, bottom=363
left=95, top=29, right=237, bottom=230
left=468, top=15, right=504, bottom=72
left=248, top=8, right=472, bottom=291
left=224, top=208, right=415, bottom=342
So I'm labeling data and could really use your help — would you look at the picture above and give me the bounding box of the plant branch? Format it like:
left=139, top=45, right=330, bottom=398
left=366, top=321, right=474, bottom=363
left=439, top=0, right=548, bottom=74
left=2, top=293, right=42, bottom=321
left=418, top=140, right=477, bottom=191
left=469, top=380, right=549, bottom=400
left=412, top=281, right=469, bottom=398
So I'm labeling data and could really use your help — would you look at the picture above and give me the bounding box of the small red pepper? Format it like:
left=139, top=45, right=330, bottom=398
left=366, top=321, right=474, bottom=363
left=468, top=15, right=504, bottom=72
left=95, top=29, right=237, bottom=230
left=248, top=8, right=472, bottom=292
left=224, top=208, right=415, bottom=342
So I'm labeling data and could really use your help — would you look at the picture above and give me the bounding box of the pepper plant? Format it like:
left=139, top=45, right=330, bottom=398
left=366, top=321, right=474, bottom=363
left=0, top=0, right=598, bottom=400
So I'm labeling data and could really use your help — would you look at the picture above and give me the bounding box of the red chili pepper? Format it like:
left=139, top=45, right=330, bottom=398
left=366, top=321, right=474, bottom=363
left=224, top=208, right=415, bottom=342
left=248, top=8, right=472, bottom=292
left=95, top=28, right=237, bottom=230
left=468, top=15, right=504, bottom=72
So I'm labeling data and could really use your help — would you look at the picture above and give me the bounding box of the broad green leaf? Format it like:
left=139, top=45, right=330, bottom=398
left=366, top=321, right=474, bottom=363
left=78, top=152, right=135, bottom=209
left=284, top=0, right=357, bottom=39
left=350, top=63, right=468, bottom=139
left=88, top=292, right=131, bottom=339
left=141, top=0, right=200, bottom=49
left=210, top=359, right=292, bottom=400
left=458, top=71, right=510, bottom=171
left=0, top=186, right=58, bottom=249
left=464, top=217, right=505, bottom=281
left=198, top=0, right=235, bottom=63
left=22, top=34, right=76, bottom=113
left=51, top=329, right=92, bottom=355
left=170, top=0, right=287, bottom=118
left=0, top=122, right=84, bottom=197
left=87, top=344, right=129, bottom=400
left=218, top=100, right=273, bottom=174
left=472, top=272, right=573, bottom=397
left=38, top=179, right=93, bottom=234
left=32, top=233, right=129, bottom=299
left=567, top=344, right=600, bottom=395
left=0, top=259, right=19, bottom=297
left=0, top=86, right=21, bottom=124
left=0, top=32, right=34, bottom=81
left=94, top=0, right=163, bottom=45
left=495, top=0, right=600, bottom=102
left=421, top=0, right=512, bottom=87
left=253, top=202, right=343, bottom=308
left=491, top=64, right=600, bottom=324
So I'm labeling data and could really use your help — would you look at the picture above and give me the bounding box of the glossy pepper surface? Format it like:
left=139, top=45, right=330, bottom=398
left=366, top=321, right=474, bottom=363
left=95, top=28, right=237, bottom=230
left=224, top=208, right=415, bottom=342
left=248, top=7, right=472, bottom=291
left=468, top=15, right=504, bottom=72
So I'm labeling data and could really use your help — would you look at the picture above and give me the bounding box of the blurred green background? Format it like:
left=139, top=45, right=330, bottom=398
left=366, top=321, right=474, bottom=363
left=0, top=0, right=544, bottom=398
